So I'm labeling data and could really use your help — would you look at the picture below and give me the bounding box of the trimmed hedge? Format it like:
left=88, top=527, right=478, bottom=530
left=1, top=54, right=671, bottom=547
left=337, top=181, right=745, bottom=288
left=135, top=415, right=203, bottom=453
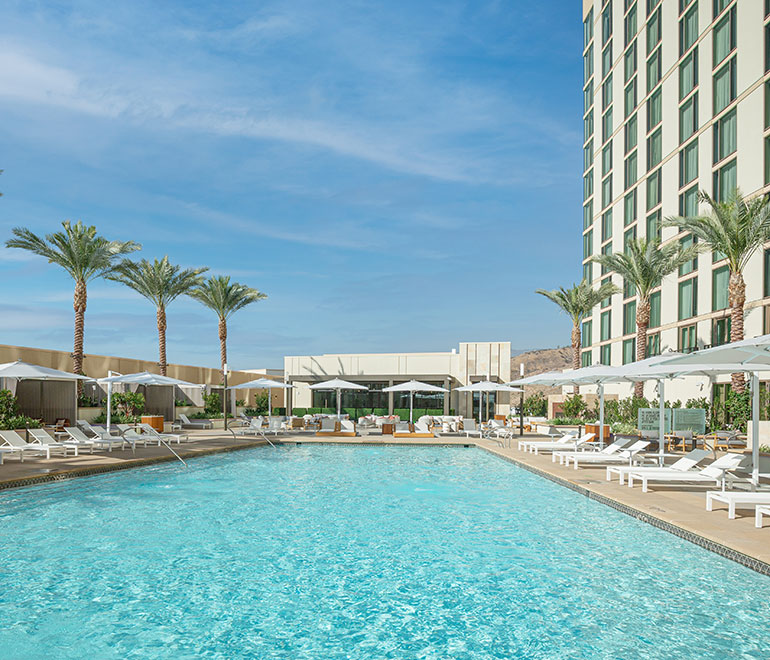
left=290, top=407, right=447, bottom=418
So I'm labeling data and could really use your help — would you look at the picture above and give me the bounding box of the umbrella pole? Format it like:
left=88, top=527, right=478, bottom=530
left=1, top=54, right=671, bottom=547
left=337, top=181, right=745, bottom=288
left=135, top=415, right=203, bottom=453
left=598, top=384, right=605, bottom=450
left=410, top=390, right=413, bottom=424
left=752, top=372, right=760, bottom=486
left=337, top=389, right=341, bottom=418
left=658, top=379, right=665, bottom=463
left=268, top=386, right=272, bottom=417
left=106, top=374, right=113, bottom=434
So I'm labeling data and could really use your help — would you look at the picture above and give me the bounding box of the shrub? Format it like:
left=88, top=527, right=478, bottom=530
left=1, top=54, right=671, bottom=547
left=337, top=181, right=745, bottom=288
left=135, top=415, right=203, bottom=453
left=202, top=392, right=221, bottom=415
left=562, top=394, right=588, bottom=420
left=522, top=392, right=547, bottom=417
left=111, top=391, right=145, bottom=420
left=547, top=417, right=584, bottom=425
left=725, top=389, right=752, bottom=432
left=0, top=390, right=42, bottom=430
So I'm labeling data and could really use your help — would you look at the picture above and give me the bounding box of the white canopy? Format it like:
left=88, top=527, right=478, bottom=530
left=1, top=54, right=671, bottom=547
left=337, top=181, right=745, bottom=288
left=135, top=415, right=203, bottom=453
left=508, top=370, right=566, bottom=387
left=97, top=371, right=199, bottom=387
left=227, top=378, right=294, bottom=416
left=308, top=379, right=368, bottom=418
left=383, top=380, right=449, bottom=423
left=0, top=360, right=89, bottom=381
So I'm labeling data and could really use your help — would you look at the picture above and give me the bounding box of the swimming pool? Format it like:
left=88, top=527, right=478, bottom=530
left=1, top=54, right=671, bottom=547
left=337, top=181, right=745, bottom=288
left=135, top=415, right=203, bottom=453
left=0, top=446, right=768, bottom=659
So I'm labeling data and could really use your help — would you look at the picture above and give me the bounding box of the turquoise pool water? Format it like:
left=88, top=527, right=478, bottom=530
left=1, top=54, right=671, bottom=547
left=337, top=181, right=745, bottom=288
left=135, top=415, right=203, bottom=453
left=0, top=446, right=769, bottom=659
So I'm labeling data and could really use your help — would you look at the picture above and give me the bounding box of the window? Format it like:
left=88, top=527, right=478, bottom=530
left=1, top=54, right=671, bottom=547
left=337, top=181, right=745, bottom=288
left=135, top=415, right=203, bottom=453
left=647, top=88, right=662, bottom=131
left=624, top=79, right=637, bottom=117
left=624, top=277, right=635, bottom=299
left=765, top=249, right=770, bottom=297
left=680, top=140, right=698, bottom=187
left=646, top=48, right=662, bottom=93
left=584, top=7, right=594, bottom=47
left=647, top=128, right=662, bottom=169
left=713, top=0, right=730, bottom=18
left=602, top=74, right=613, bottom=110
left=602, top=142, right=613, bottom=175
left=646, top=210, right=661, bottom=240
left=713, top=58, right=736, bottom=114
left=602, top=42, right=613, bottom=80
left=584, top=139, right=594, bottom=171
left=601, top=276, right=613, bottom=308
left=584, top=169, right=594, bottom=201
left=625, top=4, right=637, bottom=46
left=600, top=344, right=612, bottom=365
left=712, top=265, right=729, bottom=311
left=647, top=0, right=661, bottom=16
left=585, top=111, right=594, bottom=141
left=678, top=278, right=698, bottom=320
left=680, top=3, right=698, bottom=56
left=647, top=332, right=661, bottom=356
left=713, top=158, right=736, bottom=201
left=649, top=290, right=661, bottom=327
left=602, top=209, right=613, bottom=242
left=712, top=317, right=731, bottom=346
left=602, top=108, right=613, bottom=143
left=625, top=114, right=638, bottom=153
left=766, top=82, right=770, bottom=130
left=713, top=7, right=736, bottom=68
left=583, top=262, right=593, bottom=282
left=624, top=151, right=638, bottom=188
left=624, top=41, right=637, bottom=82
left=767, top=23, right=770, bottom=73
left=680, top=93, right=698, bottom=142
left=582, top=320, right=593, bottom=347
left=584, top=44, right=594, bottom=83
left=624, top=190, right=637, bottom=225
left=602, top=174, right=613, bottom=209
left=624, top=226, right=637, bottom=252
left=647, top=169, right=661, bottom=210
left=584, top=200, right=594, bottom=229
left=766, top=136, right=770, bottom=186
left=680, top=0, right=696, bottom=13
left=680, top=49, right=698, bottom=100
left=623, top=338, right=636, bottom=364
left=624, top=300, right=637, bottom=335
left=583, top=229, right=594, bottom=259
left=602, top=3, right=613, bottom=45
left=713, top=109, right=736, bottom=163
left=584, top=80, right=594, bottom=113
left=601, top=311, right=612, bottom=341
left=679, top=234, right=698, bottom=275
left=679, top=324, right=697, bottom=353
left=601, top=242, right=613, bottom=274
left=679, top=185, right=698, bottom=217
left=647, top=8, right=661, bottom=54
left=582, top=350, right=593, bottom=367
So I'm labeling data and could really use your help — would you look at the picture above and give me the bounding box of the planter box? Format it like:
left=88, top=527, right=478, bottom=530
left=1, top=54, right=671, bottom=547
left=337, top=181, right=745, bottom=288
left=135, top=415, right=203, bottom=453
left=77, top=407, right=103, bottom=423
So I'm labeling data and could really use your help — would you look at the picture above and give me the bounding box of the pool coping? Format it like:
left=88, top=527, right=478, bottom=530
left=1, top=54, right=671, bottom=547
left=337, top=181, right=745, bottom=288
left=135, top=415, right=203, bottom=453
left=0, top=438, right=270, bottom=492
left=477, top=444, right=770, bottom=577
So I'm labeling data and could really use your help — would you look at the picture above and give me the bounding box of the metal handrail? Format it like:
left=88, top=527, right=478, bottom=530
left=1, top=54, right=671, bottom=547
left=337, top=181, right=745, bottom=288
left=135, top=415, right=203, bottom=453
left=121, top=426, right=187, bottom=467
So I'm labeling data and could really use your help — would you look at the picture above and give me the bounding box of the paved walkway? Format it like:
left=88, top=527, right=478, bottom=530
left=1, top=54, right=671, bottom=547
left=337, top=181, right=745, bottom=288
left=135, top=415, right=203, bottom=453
left=1, top=429, right=767, bottom=573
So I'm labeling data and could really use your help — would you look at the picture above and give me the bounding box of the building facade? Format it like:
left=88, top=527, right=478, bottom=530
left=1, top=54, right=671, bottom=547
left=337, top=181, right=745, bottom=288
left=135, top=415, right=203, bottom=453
left=284, top=341, right=512, bottom=419
left=580, top=0, right=769, bottom=397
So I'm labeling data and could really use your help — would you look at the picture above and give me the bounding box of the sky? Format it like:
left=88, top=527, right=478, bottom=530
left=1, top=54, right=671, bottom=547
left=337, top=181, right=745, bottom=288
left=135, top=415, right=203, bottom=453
left=0, top=0, right=584, bottom=371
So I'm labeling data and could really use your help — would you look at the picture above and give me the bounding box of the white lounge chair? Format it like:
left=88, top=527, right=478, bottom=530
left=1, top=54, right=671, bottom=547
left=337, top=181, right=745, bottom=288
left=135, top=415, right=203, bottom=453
left=606, top=449, right=710, bottom=484
left=627, top=453, right=746, bottom=493
left=318, top=418, right=336, bottom=432
left=564, top=440, right=650, bottom=470
left=233, top=417, right=264, bottom=436
left=340, top=420, right=357, bottom=436
left=27, top=428, right=81, bottom=456
left=528, top=433, right=594, bottom=455
left=77, top=419, right=112, bottom=440
left=553, top=436, right=634, bottom=464
left=462, top=419, right=482, bottom=438
left=0, top=430, right=57, bottom=461
left=518, top=431, right=577, bottom=452
left=177, top=413, right=212, bottom=430
left=117, top=424, right=155, bottom=447
left=65, top=427, right=127, bottom=452
left=756, top=505, right=770, bottom=528
left=705, top=490, right=770, bottom=520
left=137, top=423, right=187, bottom=444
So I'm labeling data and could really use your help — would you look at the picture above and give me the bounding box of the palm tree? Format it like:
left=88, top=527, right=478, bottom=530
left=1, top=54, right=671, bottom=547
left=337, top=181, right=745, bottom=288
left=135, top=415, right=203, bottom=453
left=664, top=189, right=770, bottom=392
left=592, top=238, right=699, bottom=397
left=108, top=257, right=208, bottom=375
left=6, top=221, right=140, bottom=377
left=536, top=279, right=619, bottom=391
left=188, top=276, right=267, bottom=379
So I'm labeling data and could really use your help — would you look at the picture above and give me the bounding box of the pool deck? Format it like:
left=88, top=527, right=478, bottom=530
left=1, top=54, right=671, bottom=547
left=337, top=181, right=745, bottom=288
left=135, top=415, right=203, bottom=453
left=1, top=429, right=768, bottom=574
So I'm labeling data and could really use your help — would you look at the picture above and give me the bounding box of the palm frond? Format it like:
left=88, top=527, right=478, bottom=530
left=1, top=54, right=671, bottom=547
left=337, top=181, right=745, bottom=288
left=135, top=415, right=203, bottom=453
left=188, top=275, right=267, bottom=320
left=109, top=256, right=207, bottom=308
left=536, top=279, right=619, bottom=325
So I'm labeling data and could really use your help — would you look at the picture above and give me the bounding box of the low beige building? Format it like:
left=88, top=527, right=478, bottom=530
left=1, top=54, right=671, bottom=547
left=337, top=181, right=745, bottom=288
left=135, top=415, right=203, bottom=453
left=284, top=341, right=512, bottom=419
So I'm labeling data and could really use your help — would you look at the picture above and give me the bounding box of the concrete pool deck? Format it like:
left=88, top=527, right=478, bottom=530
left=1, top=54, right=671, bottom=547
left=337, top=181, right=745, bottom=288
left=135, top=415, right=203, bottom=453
left=0, top=429, right=768, bottom=574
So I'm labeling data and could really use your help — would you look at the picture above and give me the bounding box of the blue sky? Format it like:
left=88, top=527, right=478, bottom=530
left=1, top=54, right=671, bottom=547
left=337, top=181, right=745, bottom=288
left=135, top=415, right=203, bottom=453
left=0, top=0, right=583, bottom=370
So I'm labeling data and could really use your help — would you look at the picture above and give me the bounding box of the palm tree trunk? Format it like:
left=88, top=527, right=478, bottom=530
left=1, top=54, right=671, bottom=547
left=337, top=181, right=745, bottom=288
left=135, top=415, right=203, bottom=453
left=571, top=323, right=581, bottom=395
left=729, top=270, right=746, bottom=393
left=157, top=306, right=167, bottom=376
left=218, top=317, right=228, bottom=383
left=634, top=297, right=650, bottom=398
left=73, top=279, right=87, bottom=392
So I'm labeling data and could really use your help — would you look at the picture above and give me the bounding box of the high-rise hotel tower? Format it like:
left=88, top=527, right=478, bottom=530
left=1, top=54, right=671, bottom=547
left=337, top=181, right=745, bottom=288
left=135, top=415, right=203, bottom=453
left=580, top=0, right=770, bottom=374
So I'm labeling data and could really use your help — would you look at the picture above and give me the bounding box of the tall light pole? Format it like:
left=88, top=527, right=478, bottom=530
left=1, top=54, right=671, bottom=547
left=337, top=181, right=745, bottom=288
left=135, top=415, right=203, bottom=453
left=519, top=363, right=524, bottom=436
left=223, top=363, right=229, bottom=432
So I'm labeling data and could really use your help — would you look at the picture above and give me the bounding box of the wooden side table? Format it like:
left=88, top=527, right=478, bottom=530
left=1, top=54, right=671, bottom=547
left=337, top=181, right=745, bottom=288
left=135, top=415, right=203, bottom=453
left=141, top=415, right=164, bottom=433
left=382, top=423, right=395, bottom=435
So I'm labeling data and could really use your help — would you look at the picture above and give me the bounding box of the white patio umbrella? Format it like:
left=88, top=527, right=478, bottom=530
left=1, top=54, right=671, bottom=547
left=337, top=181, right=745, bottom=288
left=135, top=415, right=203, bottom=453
left=97, top=371, right=200, bottom=433
left=308, top=378, right=368, bottom=418
left=660, top=336, right=770, bottom=484
left=382, top=380, right=449, bottom=423
left=227, top=377, right=294, bottom=416
left=456, top=381, right=522, bottom=426
left=0, top=360, right=90, bottom=382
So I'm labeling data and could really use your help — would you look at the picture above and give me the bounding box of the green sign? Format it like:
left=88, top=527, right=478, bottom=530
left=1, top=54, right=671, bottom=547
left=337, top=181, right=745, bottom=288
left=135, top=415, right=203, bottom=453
left=672, top=408, right=706, bottom=434
left=638, top=408, right=672, bottom=433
